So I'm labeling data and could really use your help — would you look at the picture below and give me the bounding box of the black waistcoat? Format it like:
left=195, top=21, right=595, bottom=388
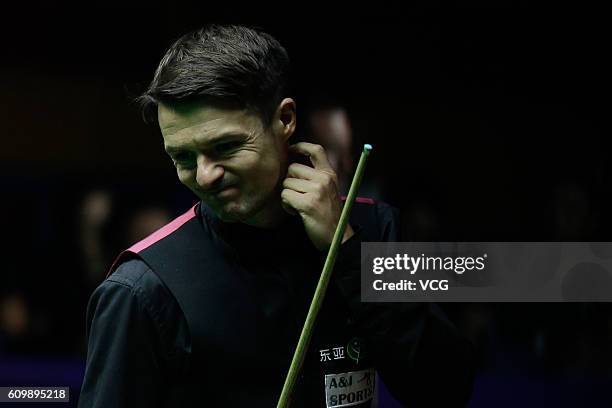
left=110, top=201, right=380, bottom=407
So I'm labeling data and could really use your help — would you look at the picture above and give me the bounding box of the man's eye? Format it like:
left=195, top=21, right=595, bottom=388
left=172, top=153, right=196, bottom=167
left=214, top=141, right=241, bottom=155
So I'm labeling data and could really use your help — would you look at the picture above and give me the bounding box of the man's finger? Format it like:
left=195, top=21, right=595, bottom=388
left=281, top=188, right=314, bottom=214
left=289, top=142, right=334, bottom=172
left=283, top=177, right=317, bottom=194
left=287, top=162, right=329, bottom=182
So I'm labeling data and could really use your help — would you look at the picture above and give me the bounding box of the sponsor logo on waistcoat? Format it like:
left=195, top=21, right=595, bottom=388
left=324, top=368, right=375, bottom=407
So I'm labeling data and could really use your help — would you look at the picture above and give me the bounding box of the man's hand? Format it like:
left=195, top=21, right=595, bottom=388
left=281, top=142, right=354, bottom=251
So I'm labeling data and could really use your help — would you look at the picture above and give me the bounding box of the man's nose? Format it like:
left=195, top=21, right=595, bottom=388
left=196, top=155, right=224, bottom=191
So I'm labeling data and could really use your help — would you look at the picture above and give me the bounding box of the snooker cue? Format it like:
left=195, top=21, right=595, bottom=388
left=276, top=144, right=373, bottom=408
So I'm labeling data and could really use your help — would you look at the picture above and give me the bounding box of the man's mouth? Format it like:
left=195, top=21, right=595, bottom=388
left=210, top=186, right=239, bottom=199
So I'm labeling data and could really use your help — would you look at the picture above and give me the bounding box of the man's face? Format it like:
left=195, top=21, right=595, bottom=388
left=158, top=102, right=290, bottom=225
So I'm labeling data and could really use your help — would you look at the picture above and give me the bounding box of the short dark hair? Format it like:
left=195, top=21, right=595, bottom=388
left=138, top=24, right=290, bottom=127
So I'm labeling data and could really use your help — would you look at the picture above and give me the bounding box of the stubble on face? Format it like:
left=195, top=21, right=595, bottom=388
left=158, top=101, right=290, bottom=228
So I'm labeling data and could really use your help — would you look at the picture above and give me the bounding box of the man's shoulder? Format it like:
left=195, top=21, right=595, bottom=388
left=104, top=258, right=179, bottom=303
left=91, top=258, right=166, bottom=304
left=103, top=202, right=204, bottom=281
left=91, top=258, right=179, bottom=321
left=126, top=202, right=201, bottom=255
left=105, top=258, right=156, bottom=290
left=345, top=197, right=400, bottom=241
left=348, top=197, right=399, bottom=224
left=342, top=196, right=398, bottom=213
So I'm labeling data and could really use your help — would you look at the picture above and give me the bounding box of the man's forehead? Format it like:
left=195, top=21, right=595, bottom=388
left=158, top=102, right=260, bottom=138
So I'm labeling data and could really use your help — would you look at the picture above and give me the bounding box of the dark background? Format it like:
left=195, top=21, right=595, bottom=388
left=0, top=5, right=610, bottom=407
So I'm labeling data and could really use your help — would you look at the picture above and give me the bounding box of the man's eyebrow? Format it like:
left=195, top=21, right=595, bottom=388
left=165, top=131, right=249, bottom=154
left=164, top=146, right=186, bottom=155
left=205, top=131, right=250, bottom=145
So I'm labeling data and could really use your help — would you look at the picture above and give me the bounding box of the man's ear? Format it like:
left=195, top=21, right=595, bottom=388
left=274, top=98, right=296, bottom=142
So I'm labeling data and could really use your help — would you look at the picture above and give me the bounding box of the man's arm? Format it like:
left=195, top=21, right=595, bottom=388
left=78, top=259, right=179, bottom=408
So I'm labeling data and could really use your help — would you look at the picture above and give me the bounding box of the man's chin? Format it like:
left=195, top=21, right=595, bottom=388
left=202, top=193, right=274, bottom=226
left=214, top=209, right=243, bottom=223
left=208, top=201, right=253, bottom=223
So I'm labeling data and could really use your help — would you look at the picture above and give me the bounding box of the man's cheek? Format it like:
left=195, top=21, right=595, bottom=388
left=177, top=172, right=190, bottom=185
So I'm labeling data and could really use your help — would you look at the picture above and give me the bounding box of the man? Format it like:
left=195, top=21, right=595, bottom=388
left=79, top=25, right=475, bottom=407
